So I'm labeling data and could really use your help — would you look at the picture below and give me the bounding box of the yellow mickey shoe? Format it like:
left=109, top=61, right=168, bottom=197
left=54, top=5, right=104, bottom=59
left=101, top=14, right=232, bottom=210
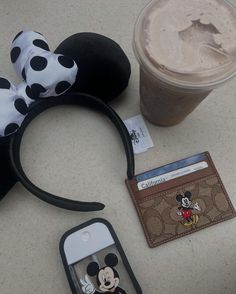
left=192, top=215, right=199, bottom=224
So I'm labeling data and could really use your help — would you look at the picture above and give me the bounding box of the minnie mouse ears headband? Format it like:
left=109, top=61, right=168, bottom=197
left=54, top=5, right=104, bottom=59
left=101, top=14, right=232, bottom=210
left=0, top=30, right=134, bottom=211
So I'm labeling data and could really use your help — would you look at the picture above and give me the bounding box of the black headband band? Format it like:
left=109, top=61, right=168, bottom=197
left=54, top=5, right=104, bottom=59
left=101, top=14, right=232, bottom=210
left=8, top=93, right=134, bottom=211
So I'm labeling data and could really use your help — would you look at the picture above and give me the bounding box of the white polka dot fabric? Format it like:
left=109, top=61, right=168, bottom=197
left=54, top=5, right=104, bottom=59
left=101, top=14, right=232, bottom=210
left=0, top=30, right=78, bottom=137
left=0, top=79, right=30, bottom=137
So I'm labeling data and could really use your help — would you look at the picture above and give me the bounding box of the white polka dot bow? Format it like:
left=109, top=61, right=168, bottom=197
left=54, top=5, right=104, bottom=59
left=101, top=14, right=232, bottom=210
left=0, top=31, right=78, bottom=137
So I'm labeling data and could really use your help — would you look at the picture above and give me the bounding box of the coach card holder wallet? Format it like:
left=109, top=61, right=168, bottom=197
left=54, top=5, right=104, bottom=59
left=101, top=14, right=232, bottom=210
left=126, top=152, right=236, bottom=248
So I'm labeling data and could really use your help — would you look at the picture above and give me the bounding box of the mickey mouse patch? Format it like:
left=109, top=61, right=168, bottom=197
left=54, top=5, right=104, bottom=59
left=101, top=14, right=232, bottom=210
left=176, top=191, right=201, bottom=227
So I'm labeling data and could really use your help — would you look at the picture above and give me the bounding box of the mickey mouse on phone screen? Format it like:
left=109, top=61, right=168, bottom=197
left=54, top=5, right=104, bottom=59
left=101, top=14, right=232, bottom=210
left=80, top=253, right=126, bottom=294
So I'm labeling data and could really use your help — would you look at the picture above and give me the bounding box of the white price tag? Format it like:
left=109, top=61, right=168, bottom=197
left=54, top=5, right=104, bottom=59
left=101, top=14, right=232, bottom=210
left=124, top=115, right=154, bottom=154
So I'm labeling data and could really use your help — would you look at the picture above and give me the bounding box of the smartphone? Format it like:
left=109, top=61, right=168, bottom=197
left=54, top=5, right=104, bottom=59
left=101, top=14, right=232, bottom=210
left=60, top=218, right=142, bottom=294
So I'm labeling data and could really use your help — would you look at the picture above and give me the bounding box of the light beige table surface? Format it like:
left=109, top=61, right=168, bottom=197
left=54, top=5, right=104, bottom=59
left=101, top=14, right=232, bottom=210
left=0, top=1, right=236, bottom=293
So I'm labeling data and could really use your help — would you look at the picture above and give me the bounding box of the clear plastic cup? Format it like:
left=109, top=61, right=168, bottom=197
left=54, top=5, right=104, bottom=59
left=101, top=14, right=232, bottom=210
left=133, top=0, right=236, bottom=126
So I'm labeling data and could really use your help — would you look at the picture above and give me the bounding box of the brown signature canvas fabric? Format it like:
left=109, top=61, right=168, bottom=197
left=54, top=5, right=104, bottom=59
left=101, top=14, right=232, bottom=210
left=126, top=152, right=236, bottom=248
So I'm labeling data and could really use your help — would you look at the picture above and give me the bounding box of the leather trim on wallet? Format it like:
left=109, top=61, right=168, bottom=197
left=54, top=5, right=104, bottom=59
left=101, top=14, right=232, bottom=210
left=126, top=152, right=236, bottom=248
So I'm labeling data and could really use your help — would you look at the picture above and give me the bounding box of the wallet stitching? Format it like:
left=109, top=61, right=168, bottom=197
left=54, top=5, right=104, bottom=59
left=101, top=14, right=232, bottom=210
left=127, top=152, right=236, bottom=248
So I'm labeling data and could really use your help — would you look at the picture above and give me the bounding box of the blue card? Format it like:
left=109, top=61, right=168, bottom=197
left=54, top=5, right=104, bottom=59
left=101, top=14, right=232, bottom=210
left=135, top=153, right=207, bottom=183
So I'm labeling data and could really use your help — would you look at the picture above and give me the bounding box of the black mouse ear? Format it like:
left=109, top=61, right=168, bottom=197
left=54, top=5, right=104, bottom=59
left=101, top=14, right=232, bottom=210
left=104, top=253, right=118, bottom=267
left=0, top=139, right=17, bottom=200
left=87, top=262, right=100, bottom=276
left=176, top=194, right=183, bottom=202
left=55, top=32, right=131, bottom=103
left=184, top=191, right=192, bottom=199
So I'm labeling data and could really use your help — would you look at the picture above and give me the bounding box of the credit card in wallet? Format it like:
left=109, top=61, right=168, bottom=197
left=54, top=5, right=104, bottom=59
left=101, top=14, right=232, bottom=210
left=136, top=153, right=208, bottom=191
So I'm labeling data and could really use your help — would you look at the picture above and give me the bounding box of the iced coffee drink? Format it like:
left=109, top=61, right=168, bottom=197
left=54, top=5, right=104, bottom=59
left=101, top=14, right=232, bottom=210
left=133, top=0, right=236, bottom=126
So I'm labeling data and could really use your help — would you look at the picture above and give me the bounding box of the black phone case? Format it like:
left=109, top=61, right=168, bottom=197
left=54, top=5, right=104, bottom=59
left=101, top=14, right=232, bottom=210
left=59, top=218, right=142, bottom=294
